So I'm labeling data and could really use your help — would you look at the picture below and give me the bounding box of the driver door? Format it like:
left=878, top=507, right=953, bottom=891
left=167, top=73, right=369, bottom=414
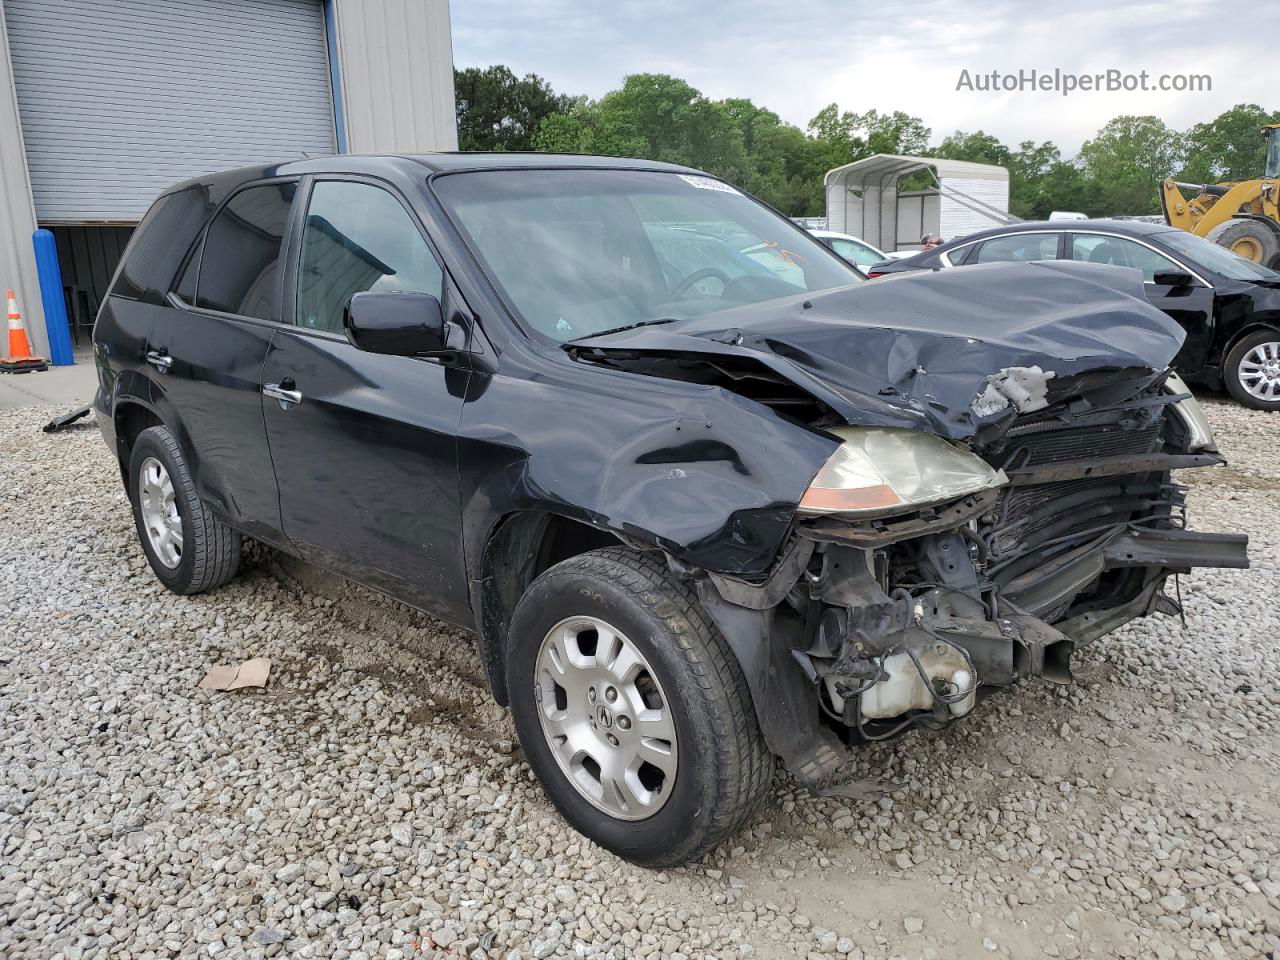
left=261, top=177, right=472, bottom=623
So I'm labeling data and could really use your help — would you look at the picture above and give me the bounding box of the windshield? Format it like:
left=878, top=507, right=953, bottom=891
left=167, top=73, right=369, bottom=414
left=1267, top=128, right=1280, bottom=179
left=433, top=169, right=861, bottom=342
left=828, top=237, right=884, bottom=268
left=1159, top=229, right=1280, bottom=282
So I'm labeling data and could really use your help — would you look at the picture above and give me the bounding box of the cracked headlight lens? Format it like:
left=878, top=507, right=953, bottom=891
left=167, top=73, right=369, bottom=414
left=798, top=426, right=1007, bottom=517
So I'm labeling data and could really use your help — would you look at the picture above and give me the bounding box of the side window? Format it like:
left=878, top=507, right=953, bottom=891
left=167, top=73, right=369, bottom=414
left=972, top=233, right=1059, bottom=264
left=196, top=182, right=297, bottom=321
left=1070, top=234, right=1180, bottom=282
left=113, top=185, right=213, bottom=301
left=296, top=181, right=444, bottom=334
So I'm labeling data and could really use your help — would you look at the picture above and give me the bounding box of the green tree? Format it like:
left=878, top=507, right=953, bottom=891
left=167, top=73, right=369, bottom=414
left=806, top=105, right=930, bottom=165
left=1077, top=116, right=1184, bottom=215
left=1006, top=140, right=1070, bottom=219
left=859, top=109, right=931, bottom=157
left=1179, top=103, right=1280, bottom=183
left=532, top=98, right=647, bottom=157
left=454, top=65, right=572, bottom=152
left=934, top=130, right=1011, bottom=168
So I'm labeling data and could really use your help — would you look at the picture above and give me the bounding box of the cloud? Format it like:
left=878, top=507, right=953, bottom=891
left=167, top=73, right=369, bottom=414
left=451, top=0, right=1273, bottom=154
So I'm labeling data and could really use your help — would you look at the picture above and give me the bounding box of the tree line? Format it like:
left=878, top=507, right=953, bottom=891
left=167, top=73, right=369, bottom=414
left=455, top=65, right=1278, bottom=221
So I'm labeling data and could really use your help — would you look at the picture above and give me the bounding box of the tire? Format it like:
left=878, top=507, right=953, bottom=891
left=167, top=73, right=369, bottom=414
left=506, top=547, right=774, bottom=866
left=127, top=425, right=241, bottom=594
left=1204, top=218, right=1280, bottom=266
left=1223, top=328, right=1280, bottom=410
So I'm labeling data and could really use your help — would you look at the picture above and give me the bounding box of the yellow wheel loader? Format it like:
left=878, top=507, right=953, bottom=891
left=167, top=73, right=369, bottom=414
left=1160, top=124, right=1280, bottom=268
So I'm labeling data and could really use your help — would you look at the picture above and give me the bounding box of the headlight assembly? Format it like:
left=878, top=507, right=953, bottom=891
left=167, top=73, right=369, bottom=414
left=798, top=426, right=1007, bottom=518
left=1165, top=370, right=1217, bottom=453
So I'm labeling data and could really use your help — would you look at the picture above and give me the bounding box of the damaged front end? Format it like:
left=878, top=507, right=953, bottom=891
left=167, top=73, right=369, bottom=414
left=695, top=369, right=1247, bottom=792
left=567, top=262, right=1249, bottom=793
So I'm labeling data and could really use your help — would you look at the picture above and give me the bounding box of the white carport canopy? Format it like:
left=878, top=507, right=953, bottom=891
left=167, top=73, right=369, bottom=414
left=824, top=154, right=1011, bottom=252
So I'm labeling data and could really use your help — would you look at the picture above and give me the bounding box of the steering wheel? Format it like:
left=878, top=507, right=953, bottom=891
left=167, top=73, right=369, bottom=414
left=670, top=267, right=732, bottom=299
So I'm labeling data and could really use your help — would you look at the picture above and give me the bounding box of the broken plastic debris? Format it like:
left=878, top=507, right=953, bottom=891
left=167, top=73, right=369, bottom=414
left=198, top=657, right=270, bottom=690
left=972, top=365, right=1056, bottom=417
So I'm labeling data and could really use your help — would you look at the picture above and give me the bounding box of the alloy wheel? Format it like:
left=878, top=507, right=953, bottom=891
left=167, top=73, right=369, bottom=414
left=534, top=616, right=678, bottom=820
left=1238, top=341, right=1280, bottom=401
left=138, top=456, right=183, bottom=568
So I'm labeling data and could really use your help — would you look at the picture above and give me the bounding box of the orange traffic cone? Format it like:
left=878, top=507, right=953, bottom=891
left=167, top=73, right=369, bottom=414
left=2, top=289, right=48, bottom=374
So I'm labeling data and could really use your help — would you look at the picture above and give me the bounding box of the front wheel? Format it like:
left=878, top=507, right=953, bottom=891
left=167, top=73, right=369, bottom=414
left=1223, top=329, right=1280, bottom=410
left=506, top=547, right=774, bottom=866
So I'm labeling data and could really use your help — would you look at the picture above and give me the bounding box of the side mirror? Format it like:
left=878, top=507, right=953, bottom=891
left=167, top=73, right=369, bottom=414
left=1153, top=270, right=1194, bottom=288
left=344, top=291, right=446, bottom=355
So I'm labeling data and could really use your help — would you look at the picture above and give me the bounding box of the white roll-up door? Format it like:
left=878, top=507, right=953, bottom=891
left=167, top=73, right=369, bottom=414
left=4, top=0, right=336, bottom=223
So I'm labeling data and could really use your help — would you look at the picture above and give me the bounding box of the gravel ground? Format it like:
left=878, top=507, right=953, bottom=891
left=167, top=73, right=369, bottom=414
left=1, top=395, right=1278, bottom=960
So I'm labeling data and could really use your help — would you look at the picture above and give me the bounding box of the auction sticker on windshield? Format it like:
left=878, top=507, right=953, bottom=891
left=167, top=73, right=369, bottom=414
left=678, top=174, right=741, bottom=194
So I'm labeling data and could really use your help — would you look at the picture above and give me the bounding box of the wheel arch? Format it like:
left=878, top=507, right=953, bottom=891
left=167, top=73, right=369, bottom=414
left=472, top=510, right=632, bottom=704
left=1221, top=317, right=1280, bottom=366
left=112, top=399, right=165, bottom=484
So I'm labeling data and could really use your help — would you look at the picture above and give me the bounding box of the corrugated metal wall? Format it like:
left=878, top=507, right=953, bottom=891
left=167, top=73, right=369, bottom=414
left=4, top=0, right=337, bottom=223
left=0, top=0, right=43, bottom=356
left=331, top=0, right=457, bottom=153
left=939, top=178, right=1010, bottom=241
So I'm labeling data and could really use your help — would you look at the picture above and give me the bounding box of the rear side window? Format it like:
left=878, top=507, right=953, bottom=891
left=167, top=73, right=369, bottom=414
left=973, top=233, right=1059, bottom=264
left=196, top=182, right=297, bottom=321
left=113, top=185, right=213, bottom=301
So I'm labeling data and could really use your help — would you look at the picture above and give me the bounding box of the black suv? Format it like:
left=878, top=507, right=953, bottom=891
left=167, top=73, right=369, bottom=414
left=94, top=155, right=1247, bottom=866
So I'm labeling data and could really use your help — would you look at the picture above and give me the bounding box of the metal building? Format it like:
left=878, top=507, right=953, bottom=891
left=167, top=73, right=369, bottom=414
left=0, top=0, right=457, bottom=361
left=825, top=155, right=1011, bottom=254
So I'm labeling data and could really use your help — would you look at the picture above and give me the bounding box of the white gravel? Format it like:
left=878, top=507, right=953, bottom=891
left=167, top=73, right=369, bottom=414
left=1, top=394, right=1278, bottom=960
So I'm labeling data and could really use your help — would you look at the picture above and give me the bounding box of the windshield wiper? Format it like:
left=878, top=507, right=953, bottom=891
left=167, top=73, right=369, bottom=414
left=563, top=318, right=679, bottom=344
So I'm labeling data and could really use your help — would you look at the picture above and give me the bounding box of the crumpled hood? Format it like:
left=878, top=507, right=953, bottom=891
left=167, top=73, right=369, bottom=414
left=568, top=260, right=1188, bottom=441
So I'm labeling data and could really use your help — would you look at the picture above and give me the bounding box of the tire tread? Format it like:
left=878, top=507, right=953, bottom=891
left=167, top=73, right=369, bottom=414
left=132, top=426, right=241, bottom=594
left=519, top=547, right=774, bottom=864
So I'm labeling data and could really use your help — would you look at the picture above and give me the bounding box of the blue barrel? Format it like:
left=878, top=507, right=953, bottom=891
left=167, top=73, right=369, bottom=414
left=33, top=228, right=74, bottom=366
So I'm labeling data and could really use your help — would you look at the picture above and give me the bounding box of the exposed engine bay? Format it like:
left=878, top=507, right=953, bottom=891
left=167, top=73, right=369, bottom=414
left=564, top=261, right=1250, bottom=793
left=692, top=369, right=1247, bottom=791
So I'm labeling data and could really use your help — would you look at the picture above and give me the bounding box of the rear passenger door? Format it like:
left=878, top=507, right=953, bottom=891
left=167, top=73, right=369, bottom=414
left=153, top=179, right=296, bottom=542
left=260, top=177, right=471, bottom=623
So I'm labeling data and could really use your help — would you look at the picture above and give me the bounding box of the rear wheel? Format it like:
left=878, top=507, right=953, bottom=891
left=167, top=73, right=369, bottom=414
left=1204, top=218, right=1280, bottom=266
left=506, top=547, right=773, bottom=866
left=1223, top=329, right=1280, bottom=410
left=128, top=425, right=241, bottom=594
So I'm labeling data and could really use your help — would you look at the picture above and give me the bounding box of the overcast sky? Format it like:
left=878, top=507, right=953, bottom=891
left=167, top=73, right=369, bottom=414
left=450, top=0, right=1274, bottom=156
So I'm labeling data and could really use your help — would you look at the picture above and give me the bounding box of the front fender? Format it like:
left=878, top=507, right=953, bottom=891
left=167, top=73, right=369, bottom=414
left=456, top=366, right=838, bottom=585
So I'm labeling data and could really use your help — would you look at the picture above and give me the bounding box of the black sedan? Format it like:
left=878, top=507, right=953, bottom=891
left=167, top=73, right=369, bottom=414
left=868, top=220, right=1280, bottom=409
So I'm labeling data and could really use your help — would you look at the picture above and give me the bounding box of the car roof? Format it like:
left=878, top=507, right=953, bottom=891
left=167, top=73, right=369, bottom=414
left=162, top=152, right=704, bottom=199
left=950, top=218, right=1177, bottom=245
left=403, top=152, right=699, bottom=174
left=809, top=229, right=872, bottom=243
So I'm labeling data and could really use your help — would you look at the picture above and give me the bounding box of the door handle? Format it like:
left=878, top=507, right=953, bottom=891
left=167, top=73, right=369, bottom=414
left=263, top=381, right=303, bottom=408
left=144, top=349, right=172, bottom=372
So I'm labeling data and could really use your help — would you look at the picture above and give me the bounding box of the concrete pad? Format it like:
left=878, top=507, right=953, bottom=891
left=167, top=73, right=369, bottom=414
left=0, top=352, right=97, bottom=411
